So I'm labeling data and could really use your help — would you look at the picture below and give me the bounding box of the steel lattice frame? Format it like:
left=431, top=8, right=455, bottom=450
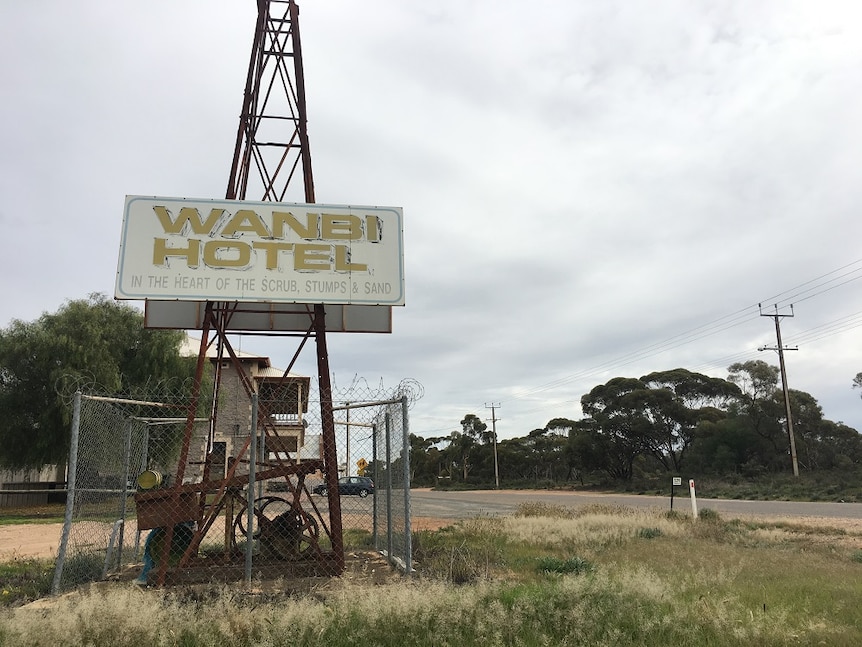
left=138, top=0, right=346, bottom=585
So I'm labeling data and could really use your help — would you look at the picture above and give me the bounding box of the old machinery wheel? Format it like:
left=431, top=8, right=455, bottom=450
left=233, top=496, right=319, bottom=559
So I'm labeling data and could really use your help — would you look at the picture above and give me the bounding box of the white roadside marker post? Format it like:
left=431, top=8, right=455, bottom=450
left=689, top=478, right=698, bottom=518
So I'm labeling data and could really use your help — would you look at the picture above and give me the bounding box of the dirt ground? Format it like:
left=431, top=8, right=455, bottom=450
left=0, top=518, right=455, bottom=562
left=0, top=522, right=65, bottom=561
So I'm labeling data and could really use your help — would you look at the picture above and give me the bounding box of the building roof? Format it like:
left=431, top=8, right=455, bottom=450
left=181, top=335, right=306, bottom=379
left=257, top=366, right=308, bottom=380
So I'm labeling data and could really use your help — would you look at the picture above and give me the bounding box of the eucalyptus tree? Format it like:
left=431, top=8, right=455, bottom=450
left=460, top=413, right=490, bottom=443
left=546, top=417, right=586, bottom=482
left=727, top=360, right=790, bottom=468
left=780, top=389, right=862, bottom=471
left=581, top=377, right=652, bottom=480
left=811, top=419, right=862, bottom=469
left=785, top=389, right=825, bottom=470
left=519, top=426, right=569, bottom=482
left=440, top=413, right=490, bottom=482
left=639, top=369, right=740, bottom=472
left=408, top=433, right=446, bottom=486
left=727, top=361, right=781, bottom=429
left=564, top=418, right=608, bottom=484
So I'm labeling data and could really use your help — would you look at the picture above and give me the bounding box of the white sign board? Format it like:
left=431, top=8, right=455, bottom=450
left=116, top=196, right=404, bottom=306
left=144, top=301, right=392, bottom=333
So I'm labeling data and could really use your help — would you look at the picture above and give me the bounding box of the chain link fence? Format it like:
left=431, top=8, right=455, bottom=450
left=330, top=379, right=416, bottom=574
left=52, top=377, right=417, bottom=593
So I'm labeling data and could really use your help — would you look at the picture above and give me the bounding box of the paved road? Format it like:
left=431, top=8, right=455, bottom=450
left=410, top=488, right=862, bottom=522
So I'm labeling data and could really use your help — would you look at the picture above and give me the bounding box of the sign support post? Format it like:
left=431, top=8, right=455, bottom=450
left=670, top=476, right=682, bottom=510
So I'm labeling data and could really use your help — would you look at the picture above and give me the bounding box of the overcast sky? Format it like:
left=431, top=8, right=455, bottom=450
left=2, top=0, right=861, bottom=441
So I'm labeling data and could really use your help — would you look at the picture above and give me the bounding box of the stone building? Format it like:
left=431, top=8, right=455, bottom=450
left=181, top=337, right=319, bottom=481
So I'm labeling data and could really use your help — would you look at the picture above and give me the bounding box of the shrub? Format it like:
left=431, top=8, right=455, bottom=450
left=636, top=527, right=663, bottom=539
left=58, top=553, right=104, bottom=589
left=536, top=555, right=594, bottom=575
left=412, top=519, right=505, bottom=584
left=698, top=508, right=721, bottom=522
left=415, top=542, right=488, bottom=584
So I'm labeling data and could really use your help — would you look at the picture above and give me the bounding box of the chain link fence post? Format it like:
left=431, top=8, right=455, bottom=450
left=401, top=395, right=412, bottom=574
left=51, top=390, right=81, bottom=594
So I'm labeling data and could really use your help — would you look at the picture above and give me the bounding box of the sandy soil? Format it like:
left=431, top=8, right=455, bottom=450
left=0, top=523, right=65, bottom=561
left=0, top=517, right=455, bottom=562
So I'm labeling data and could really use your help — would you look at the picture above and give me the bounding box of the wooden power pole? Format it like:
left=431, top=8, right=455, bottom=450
left=485, top=403, right=500, bottom=488
left=759, top=303, right=799, bottom=477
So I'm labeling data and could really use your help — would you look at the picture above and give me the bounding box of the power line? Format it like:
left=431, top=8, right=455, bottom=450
left=763, top=259, right=862, bottom=307
left=510, top=304, right=862, bottom=422
left=509, top=305, right=761, bottom=399
left=444, top=260, right=862, bottom=437
left=507, top=259, right=862, bottom=403
left=787, top=310, right=862, bottom=345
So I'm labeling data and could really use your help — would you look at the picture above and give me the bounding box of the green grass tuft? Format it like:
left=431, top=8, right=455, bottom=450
left=0, top=558, right=53, bottom=607
left=536, top=555, right=595, bottom=575
left=636, top=527, right=663, bottom=539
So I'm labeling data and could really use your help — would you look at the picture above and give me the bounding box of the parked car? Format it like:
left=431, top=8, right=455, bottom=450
left=313, top=476, right=374, bottom=498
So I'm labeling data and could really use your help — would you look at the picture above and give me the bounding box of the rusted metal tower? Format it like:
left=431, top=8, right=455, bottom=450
left=222, top=0, right=345, bottom=566
left=227, top=0, right=315, bottom=205
left=134, top=0, right=347, bottom=584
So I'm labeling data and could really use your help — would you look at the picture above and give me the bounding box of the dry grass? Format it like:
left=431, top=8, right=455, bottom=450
left=2, top=503, right=861, bottom=646
left=504, top=504, right=688, bottom=550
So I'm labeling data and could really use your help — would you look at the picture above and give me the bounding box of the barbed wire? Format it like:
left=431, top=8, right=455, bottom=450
left=55, top=372, right=101, bottom=406
left=396, top=378, right=425, bottom=409
left=54, top=373, right=202, bottom=409
left=330, top=373, right=424, bottom=409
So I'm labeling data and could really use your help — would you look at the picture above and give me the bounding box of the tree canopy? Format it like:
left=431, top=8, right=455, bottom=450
left=0, top=294, right=196, bottom=468
left=408, top=363, right=862, bottom=487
